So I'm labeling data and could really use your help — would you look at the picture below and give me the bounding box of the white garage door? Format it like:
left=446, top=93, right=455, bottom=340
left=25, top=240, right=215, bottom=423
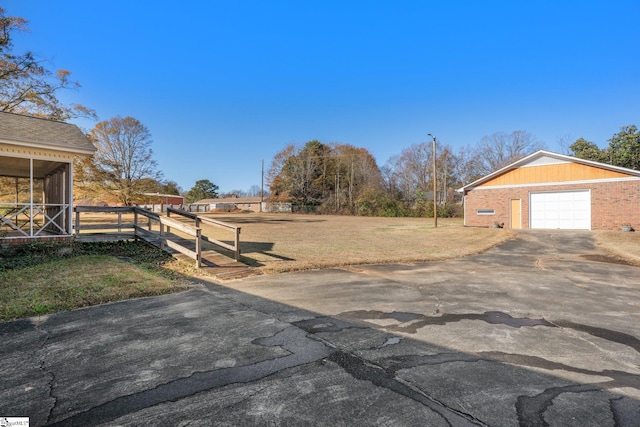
left=530, top=190, right=591, bottom=230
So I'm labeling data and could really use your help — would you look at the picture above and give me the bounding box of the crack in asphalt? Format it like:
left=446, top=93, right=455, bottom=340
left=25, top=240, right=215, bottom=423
left=327, top=350, right=486, bottom=426
left=293, top=315, right=368, bottom=333
left=609, top=395, right=640, bottom=426
left=32, top=321, right=58, bottom=426
left=363, top=349, right=640, bottom=426
left=44, top=315, right=490, bottom=427
left=338, top=310, right=555, bottom=334
left=46, top=326, right=334, bottom=426
left=381, top=353, right=485, bottom=376
left=478, top=351, right=640, bottom=390
left=383, top=350, right=639, bottom=426
left=515, top=384, right=603, bottom=427
left=293, top=317, right=486, bottom=425
left=338, top=310, right=640, bottom=358
left=551, top=320, right=640, bottom=354
left=41, top=357, right=57, bottom=425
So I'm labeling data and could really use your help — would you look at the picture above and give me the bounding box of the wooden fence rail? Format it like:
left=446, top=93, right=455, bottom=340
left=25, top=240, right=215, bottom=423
left=74, top=206, right=136, bottom=239
left=167, top=207, right=241, bottom=261
left=73, top=206, right=241, bottom=268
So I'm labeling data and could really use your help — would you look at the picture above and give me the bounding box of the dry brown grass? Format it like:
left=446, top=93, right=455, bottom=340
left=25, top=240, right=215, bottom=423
left=594, top=230, right=640, bottom=266
left=196, top=214, right=514, bottom=273
left=76, top=211, right=640, bottom=273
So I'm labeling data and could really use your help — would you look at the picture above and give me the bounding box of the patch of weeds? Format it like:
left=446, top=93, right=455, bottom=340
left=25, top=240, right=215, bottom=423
left=31, top=302, right=51, bottom=315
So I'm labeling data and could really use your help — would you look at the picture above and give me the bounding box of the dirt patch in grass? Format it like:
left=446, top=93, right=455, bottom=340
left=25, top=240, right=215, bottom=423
left=594, top=230, right=640, bottom=266
left=196, top=214, right=515, bottom=274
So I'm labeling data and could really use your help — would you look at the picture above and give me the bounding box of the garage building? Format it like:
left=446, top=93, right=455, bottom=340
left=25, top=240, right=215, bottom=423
left=458, top=150, right=640, bottom=231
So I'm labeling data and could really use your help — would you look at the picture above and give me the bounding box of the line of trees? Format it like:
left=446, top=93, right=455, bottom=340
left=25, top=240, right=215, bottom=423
left=267, top=126, right=640, bottom=217
left=267, top=131, right=544, bottom=217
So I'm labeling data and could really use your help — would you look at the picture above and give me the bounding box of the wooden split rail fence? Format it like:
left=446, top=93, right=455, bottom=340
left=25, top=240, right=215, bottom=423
left=74, top=206, right=241, bottom=268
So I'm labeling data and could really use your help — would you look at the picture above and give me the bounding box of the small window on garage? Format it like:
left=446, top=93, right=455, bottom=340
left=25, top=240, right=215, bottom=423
left=477, top=209, right=495, bottom=215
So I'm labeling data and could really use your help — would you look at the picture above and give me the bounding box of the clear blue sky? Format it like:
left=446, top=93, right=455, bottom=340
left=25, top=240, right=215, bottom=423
left=6, top=1, right=640, bottom=193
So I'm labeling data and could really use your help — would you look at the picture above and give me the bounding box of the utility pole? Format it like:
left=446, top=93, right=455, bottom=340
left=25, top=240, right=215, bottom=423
left=335, top=173, right=341, bottom=212
left=261, top=159, right=264, bottom=212
left=427, top=133, right=437, bottom=228
left=443, top=149, right=448, bottom=204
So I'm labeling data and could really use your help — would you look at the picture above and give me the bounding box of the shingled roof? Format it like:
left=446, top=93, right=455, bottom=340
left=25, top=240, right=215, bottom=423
left=0, top=111, right=96, bottom=154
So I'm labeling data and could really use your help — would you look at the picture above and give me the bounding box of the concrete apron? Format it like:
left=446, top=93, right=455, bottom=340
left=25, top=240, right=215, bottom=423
left=1, top=230, right=639, bottom=426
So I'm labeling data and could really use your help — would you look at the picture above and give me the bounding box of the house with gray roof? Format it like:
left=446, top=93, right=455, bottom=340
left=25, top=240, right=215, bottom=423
left=0, top=112, right=96, bottom=241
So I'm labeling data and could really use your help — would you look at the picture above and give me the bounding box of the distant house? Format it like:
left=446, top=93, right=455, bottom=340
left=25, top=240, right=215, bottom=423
left=0, top=112, right=96, bottom=241
left=141, top=192, right=185, bottom=205
left=458, top=150, right=640, bottom=230
left=195, top=195, right=263, bottom=213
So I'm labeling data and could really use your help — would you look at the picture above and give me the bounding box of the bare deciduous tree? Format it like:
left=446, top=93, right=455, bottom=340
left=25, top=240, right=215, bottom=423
left=467, top=130, right=544, bottom=179
left=384, top=142, right=432, bottom=201
left=78, top=116, right=161, bottom=205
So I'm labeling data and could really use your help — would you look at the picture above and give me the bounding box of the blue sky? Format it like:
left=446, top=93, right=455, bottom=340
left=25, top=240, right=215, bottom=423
left=6, top=1, right=640, bottom=193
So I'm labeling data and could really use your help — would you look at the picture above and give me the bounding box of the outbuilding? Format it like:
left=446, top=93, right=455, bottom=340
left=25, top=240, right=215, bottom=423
left=458, top=150, right=640, bottom=231
left=141, top=192, right=185, bottom=205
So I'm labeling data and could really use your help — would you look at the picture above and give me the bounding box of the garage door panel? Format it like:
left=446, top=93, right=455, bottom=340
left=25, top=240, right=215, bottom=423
left=530, top=191, right=591, bottom=230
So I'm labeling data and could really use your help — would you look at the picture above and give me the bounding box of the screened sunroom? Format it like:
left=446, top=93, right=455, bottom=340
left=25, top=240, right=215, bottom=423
left=0, top=112, right=95, bottom=240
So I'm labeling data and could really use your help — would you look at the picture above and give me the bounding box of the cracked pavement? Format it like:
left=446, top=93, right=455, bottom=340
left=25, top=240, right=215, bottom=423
left=1, top=230, right=640, bottom=425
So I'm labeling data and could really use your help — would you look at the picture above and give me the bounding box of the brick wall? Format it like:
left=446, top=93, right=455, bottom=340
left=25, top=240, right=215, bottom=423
left=464, top=180, right=640, bottom=230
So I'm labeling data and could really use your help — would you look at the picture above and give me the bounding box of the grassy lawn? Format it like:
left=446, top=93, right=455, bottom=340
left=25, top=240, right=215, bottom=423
left=0, top=241, right=191, bottom=321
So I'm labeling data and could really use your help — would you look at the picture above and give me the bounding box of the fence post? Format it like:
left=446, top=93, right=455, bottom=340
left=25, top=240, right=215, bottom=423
left=74, top=209, right=80, bottom=236
left=134, top=209, right=138, bottom=240
left=195, top=228, right=202, bottom=268
left=235, top=227, right=241, bottom=262
left=166, top=208, right=171, bottom=234
left=159, top=220, right=165, bottom=251
left=117, top=211, right=122, bottom=233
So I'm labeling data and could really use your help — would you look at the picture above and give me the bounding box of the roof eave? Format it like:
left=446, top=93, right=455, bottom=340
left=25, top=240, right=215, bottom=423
left=458, top=150, right=640, bottom=192
left=0, top=137, right=97, bottom=155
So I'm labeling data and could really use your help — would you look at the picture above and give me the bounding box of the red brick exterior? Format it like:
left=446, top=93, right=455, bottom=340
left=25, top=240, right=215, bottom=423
left=463, top=180, right=640, bottom=230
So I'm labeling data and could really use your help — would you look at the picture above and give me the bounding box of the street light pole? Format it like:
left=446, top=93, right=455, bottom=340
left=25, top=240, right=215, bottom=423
left=427, top=133, right=437, bottom=228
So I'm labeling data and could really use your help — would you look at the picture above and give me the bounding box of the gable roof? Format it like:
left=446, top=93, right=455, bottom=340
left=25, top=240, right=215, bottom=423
left=0, top=111, right=96, bottom=154
left=458, top=150, right=640, bottom=192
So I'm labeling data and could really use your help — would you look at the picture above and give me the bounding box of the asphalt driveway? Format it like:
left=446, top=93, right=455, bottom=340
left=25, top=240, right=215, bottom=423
left=1, top=230, right=639, bottom=426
